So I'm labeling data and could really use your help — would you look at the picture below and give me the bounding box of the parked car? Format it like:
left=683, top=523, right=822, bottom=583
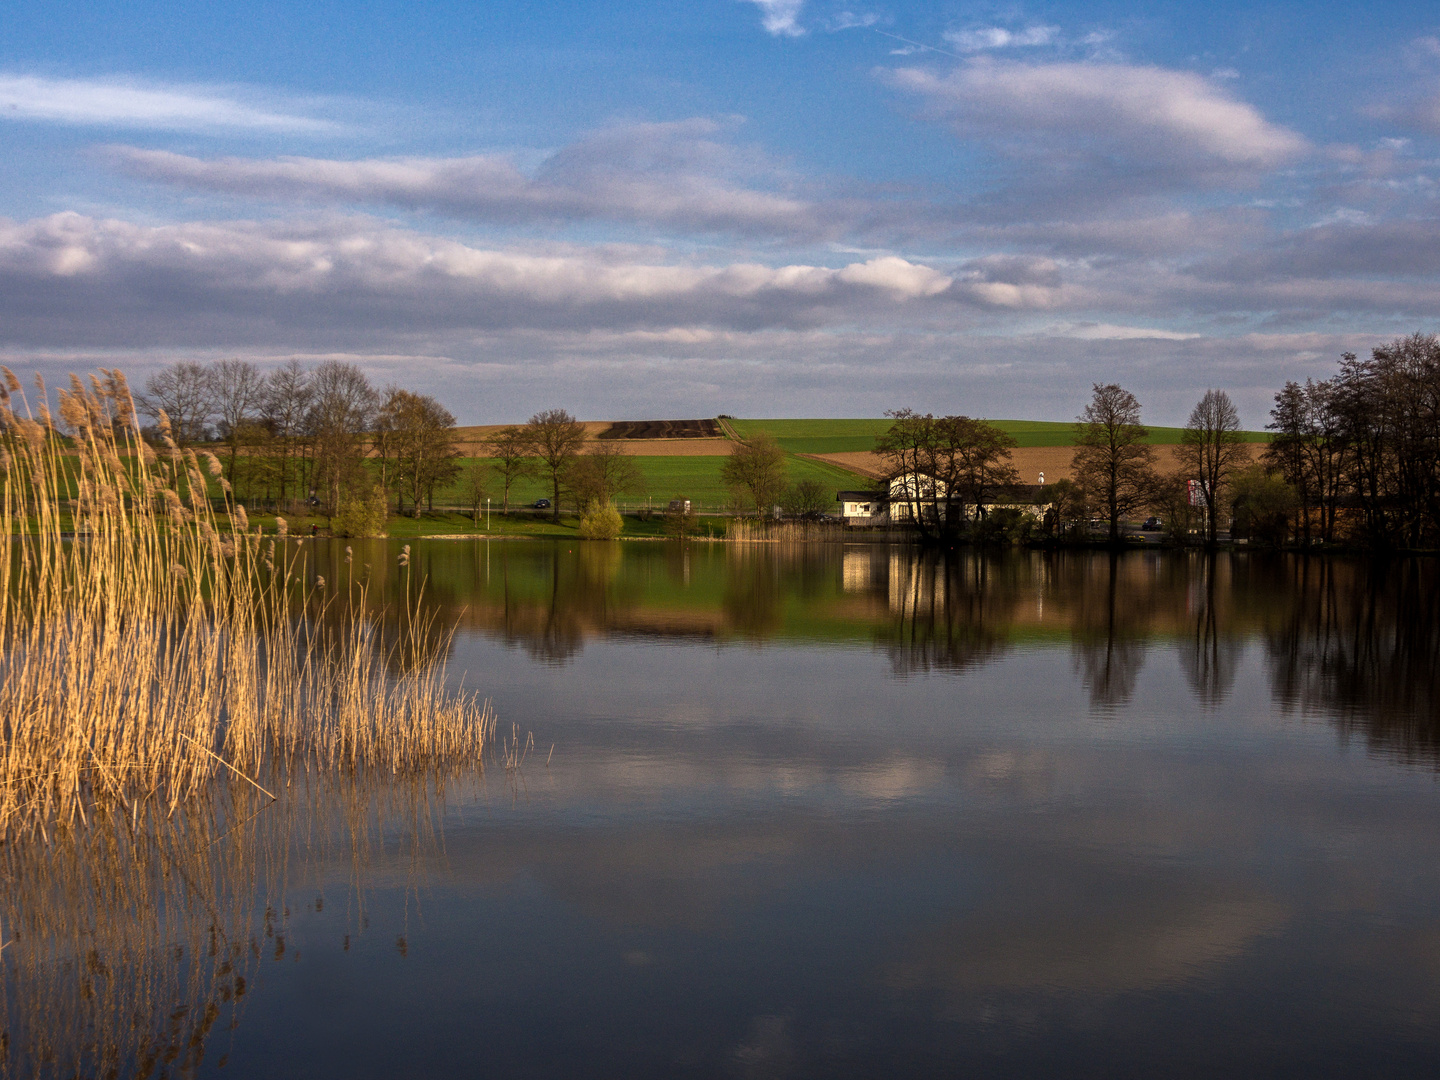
left=668, top=498, right=691, bottom=514
left=533, top=498, right=551, bottom=510
left=1142, top=516, right=1162, bottom=531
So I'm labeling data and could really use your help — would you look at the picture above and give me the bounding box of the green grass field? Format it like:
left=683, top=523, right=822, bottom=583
left=437, top=452, right=868, bottom=512
left=729, top=417, right=1270, bottom=452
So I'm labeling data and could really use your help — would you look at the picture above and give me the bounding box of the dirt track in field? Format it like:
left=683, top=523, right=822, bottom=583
left=813, top=444, right=1261, bottom=484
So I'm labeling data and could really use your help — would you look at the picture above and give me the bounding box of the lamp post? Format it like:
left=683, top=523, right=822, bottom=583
left=486, top=497, right=491, bottom=531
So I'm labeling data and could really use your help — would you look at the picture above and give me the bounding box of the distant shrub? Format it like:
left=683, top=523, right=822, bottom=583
left=664, top=499, right=696, bottom=541
left=1229, top=464, right=1298, bottom=547
left=578, top=499, right=623, bottom=540
left=333, top=485, right=388, bottom=538
left=971, top=506, right=1033, bottom=545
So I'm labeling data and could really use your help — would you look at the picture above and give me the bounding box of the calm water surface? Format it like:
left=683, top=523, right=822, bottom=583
left=7, top=541, right=1440, bottom=1078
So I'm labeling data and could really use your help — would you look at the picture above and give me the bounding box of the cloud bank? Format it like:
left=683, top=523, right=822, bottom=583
left=109, top=119, right=827, bottom=238
left=0, top=212, right=977, bottom=347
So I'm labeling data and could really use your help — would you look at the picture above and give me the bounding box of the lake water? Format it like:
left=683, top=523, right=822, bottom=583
left=7, top=540, right=1440, bottom=1078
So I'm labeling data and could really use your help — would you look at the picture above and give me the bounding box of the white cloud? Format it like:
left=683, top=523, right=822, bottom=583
left=107, top=119, right=828, bottom=237
left=828, top=11, right=880, bottom=31
left=944, top=26, right=1060, bottom=52
left=0, top=73, right=337, bottom=133
left=882, top=60, right=1307, bottom=185
left=744, top=0, right=805, bottom=38
left=1053, top=323, right=1201, bottom=341
left=835, top=255, right=952, bottom=296
left=0, top=213, right=973, bottom=346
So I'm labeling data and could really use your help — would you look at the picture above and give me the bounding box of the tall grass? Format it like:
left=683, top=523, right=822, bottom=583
left=724, top=519, right=848, bottom=543
left=0, top=370, right=496, bottom=839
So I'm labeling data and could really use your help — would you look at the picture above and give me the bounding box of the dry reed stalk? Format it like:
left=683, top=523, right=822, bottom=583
left=0, top=371, right=498, bottom=839
left=724, top=519, right=847, bottom=543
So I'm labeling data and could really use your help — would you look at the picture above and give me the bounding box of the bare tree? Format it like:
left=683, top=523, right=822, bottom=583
left=526, top=409, right=587, bottom=521
left=309, top=361, right=377, bottom=514
left=565, top=440, right=644, bottom=513
left=1265, top=379, right=1348, bottom=544
left=781, top=478, right=831, bottom=520
left=874, top=409, right=936, bottom=529
left=138, top=362, right=214, bottom=446
left=486, top=426, right=537, bottom=515
left=1178, top=388, right=1248, bottom=546
left=721, top=433, right=788, bottom=516
left=1072, top=383, right=1158, bottom=542
left=208, top=359, right=265, bottom=483
left=462, top=460, right=491, bottom=524
left=375, top=389, right=461, bottom=516
left=950, top=416, right=1019, bottom=522
left=259, top=360, right=314, bottom=506
left=876, top=410, right=1017, bottom=538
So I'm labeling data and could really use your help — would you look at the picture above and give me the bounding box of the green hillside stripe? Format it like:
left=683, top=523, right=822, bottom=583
left=729, top=417, right=1270, bottom=448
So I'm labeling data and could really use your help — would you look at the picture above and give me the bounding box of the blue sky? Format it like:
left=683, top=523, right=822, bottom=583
left=3, top=1, right=1439, bottom=425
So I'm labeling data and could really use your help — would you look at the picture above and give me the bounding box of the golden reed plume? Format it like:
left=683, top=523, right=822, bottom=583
left=0, top=370, right=496, bottom=839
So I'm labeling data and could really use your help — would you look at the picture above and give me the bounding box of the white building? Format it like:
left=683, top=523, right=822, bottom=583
left=837, top=489, right=885, bottom=523
left=887, top=474, right=949, bottom=522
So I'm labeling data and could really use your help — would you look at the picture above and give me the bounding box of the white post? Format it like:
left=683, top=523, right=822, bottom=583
left=486, top=497, right=491, bottom=531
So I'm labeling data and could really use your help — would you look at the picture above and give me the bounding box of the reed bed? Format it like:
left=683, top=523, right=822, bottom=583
left=0, top=370, right=497, bottom=839
left=724, top=519, right=848, bottom=543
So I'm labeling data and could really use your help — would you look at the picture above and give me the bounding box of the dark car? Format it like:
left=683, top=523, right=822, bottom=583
left=1142, top=516, right=1162, bottom=531
left=533, top=498, right=551, bottom=510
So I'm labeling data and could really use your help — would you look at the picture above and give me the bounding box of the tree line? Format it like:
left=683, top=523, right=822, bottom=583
left=872, top=386, right=1253, bottom=545
left=875, top=332, right=1440, bottom=549
left=137, top=359, right=463, bottom=524
left=111, top=331, right=1440, bottom=548
left=1264, top=334, right=1440, bottom=549
left=133, top=362, right=840, bottom=532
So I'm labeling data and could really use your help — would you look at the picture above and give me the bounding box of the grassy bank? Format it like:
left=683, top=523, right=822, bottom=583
left=434, top=452, right=865, bottom=510
left=242, top=509, right=734, bottom=539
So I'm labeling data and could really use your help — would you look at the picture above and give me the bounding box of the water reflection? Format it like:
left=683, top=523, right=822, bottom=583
left=8, top=542, right=1440, bottom=1076
left=1264, top=558, right=1440, bottom=761
left=0, top=772, right=479, bottom=1079
left=331, top=540, right=1440, bottom=758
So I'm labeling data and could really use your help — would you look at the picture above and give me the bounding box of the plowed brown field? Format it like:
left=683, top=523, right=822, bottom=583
left=599, top=419, right=722, bottom=439
left=452, top=424, right=733, bottom=456
left=811, top=444, right=1261, bottom=483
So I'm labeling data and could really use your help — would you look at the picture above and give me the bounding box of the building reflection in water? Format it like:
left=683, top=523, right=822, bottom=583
left=372, top=539, right=1440, bottom=762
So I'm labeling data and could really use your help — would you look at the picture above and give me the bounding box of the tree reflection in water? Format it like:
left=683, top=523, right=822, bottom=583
left=1179, top=553, right=1243, bottom=708
left=1264, top=557, right=1440, bottom=761
left=1064, top=552, right=1149, bottom=709
left=882, top=548, right=1013, bottom=675
left=306, top=539, right=1440, bottom=760
left=9, top=544, right=1440, bottom=1075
